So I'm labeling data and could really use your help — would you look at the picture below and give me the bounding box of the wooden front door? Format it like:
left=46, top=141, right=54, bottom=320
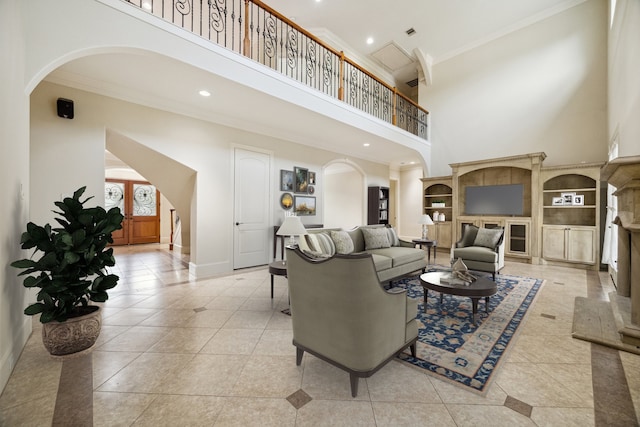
left=105, top=180, right=160, bottom=245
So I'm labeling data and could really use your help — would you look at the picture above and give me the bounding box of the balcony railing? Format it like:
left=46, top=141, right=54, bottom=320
left=123, top=0, right=429, bottom=139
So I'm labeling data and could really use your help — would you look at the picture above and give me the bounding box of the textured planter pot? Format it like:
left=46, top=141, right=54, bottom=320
left=41, top=306, right=102, bottom=356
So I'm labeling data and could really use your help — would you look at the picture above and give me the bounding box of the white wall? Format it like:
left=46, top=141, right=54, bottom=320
left=421, top=0, right=608, bottom=176
left=0, top=0, right=32, bottom=393
left=609, top=0, right=640, bottom=157
left=324, top=166, right=364, bottom=229
left=30, top=81, right=389, bottom=277
left=398, top=166, right=425, bottom=239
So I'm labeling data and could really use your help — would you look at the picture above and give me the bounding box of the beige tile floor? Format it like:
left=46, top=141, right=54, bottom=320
left=1, top=244, right=639, bottom=426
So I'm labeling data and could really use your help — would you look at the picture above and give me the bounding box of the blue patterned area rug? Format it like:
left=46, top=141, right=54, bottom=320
left=395, top=268, right=544, bottom=394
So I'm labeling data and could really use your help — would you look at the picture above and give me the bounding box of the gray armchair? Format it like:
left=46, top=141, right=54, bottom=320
left=451, top=225, right=505, bottom=280
left=285, top=246, right=418, bottom=397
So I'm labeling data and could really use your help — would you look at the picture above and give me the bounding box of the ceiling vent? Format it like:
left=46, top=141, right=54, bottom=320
left=405, top=28, right=416, bottom=36
left=371, top=42, right=414, bottom=72
left=405, top=78, right=419, bottom=88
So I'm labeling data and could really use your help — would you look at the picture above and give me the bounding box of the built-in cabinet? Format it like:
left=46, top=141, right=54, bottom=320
left=421, top=177, right=453, bottom=249
left=420, top=154, right=602, bottom=269
left=540, top=166, right=601, bottom=266
left=367, top=186, right=389, bottom=225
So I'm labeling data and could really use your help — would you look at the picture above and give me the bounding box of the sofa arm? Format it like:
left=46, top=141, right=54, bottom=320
left=398, top=239, right=414, bottom=248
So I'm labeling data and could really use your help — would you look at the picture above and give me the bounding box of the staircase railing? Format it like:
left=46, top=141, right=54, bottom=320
left=123, top=0, right=428, bottom=139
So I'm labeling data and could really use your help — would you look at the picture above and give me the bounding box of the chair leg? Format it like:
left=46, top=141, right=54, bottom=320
left=349, top=374, right=359, bottom=397
left=296, top=348, right=304, bottom=366
left=410, top=342, right=416, bottom=358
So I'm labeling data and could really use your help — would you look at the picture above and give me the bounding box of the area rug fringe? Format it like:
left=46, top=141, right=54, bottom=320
left=395, top=269, right=545, bottom=395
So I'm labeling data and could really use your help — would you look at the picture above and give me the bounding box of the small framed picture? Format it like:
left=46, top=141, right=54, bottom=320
left=280, top=193, right=293, bottom=210
left=280, top=170, right=294, bottom=191
left=552, top=197, right=564, bottom=206
left=572, top=195, right=584, bottom=206
left=561, top=192, right=575, bottom=205
left=294, top=196, right=316, bottom=216
left=294, top=166, right=308, bottom=193
left=308, top=171, right=316, bottom=185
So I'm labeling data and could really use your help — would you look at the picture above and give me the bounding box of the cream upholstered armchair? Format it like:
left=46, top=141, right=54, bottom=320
left=285, top=246, right=418, bottom=397
left=451, top=225, right=505, bottom=280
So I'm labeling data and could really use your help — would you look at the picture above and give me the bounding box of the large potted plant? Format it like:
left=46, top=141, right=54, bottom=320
left=11, top=186, right=124, bottom=356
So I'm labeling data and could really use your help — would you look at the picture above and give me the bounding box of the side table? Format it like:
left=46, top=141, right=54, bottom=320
left=268, top=260, right=287, bottom=299
left=412, top=238, right=437, bottom=265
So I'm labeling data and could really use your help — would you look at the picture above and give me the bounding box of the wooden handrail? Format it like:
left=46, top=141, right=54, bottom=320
left=250, top=0, right=429, bottom=116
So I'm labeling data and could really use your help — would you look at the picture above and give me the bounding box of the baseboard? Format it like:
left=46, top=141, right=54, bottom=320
left=0, top=316, right=32, bottom=393
left=189, top=260, right=232, bottom=278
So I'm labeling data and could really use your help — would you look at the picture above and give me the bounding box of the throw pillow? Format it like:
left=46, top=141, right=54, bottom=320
left=330, top=230, right=354, bottom=254
left=460, top=224, right=479, bottom=247
left=386, top=226, right=400, bottom=246
left=305, top=233, right=335, bottom=256
left=473, top=227, right=503, bottom=249
left=361, top=227, right=391, bottom=250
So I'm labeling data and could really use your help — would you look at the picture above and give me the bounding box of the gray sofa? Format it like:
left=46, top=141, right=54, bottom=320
left=298, top=224, right=427, bottom=283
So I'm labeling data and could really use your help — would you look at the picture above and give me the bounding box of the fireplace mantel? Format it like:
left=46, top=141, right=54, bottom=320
left=601, top=156, right=640, bottom=346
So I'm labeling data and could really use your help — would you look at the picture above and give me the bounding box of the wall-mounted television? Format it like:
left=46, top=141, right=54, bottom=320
left=465, top=184, right=524, bottom=216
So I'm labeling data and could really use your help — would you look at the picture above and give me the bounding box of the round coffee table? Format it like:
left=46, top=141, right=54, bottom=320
left=419, top=271, right=497, bottom=324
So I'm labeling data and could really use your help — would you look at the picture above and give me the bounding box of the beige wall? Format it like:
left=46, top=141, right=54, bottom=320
left=398, top=166, right=425, bottom=239
left=0, top=0, right=32, bottom=393
left=609, top=0, right=640, bottom=158
left=421, top=0, right=609, bottom=177
left=324, top=166, right=365, bottom=229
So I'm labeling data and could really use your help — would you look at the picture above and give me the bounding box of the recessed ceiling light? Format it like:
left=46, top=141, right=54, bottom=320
left=366, top=37, right=374, bottom=45
left=199, top=90, right=211, bottom=97
left=363, top=143, right=370, bottom=147
left=142, top=2, right=152, bottom=10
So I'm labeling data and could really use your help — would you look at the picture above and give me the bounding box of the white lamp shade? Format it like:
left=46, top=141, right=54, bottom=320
left=418, top=214, right=434, bottom=225
left=277, top=216, right=308, bottom=237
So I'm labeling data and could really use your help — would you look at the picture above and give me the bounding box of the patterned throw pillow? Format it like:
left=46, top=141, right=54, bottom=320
left=361, top=227, right=391, bottom=250
left=305, top=233, right=335, bottom=256
left=329, top=230, right=354, bottom=254
left=473, top=228, right=503, bottom=249
left=386, top=227, right=400, bottom=246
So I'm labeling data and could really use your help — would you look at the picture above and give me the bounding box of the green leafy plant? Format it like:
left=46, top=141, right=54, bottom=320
left=11, top=187, right=124, bottom=323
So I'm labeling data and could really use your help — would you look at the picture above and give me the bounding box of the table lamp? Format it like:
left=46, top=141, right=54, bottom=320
left=418, top=214, right=434, bottom=239
left=277, top=215, right=308, bottom=247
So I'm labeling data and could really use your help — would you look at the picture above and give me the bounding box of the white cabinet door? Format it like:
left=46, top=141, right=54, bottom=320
left=543, top=225, right=596, bottom=264
left=542, top=226, right=567, bottom=261
left=567, top=227, right=596, bottom=264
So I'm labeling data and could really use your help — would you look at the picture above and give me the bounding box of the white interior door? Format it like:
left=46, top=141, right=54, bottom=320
left=234, top=148, right=271, bottom=269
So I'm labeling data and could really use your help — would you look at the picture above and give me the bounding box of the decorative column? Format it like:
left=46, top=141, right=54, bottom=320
left=601, top=156, right=640, bottom=345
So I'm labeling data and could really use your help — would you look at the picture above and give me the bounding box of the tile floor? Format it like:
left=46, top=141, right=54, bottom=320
left=1, top=244, right=639, bottom=426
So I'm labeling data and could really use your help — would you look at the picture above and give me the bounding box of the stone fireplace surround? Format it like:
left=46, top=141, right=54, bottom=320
left=601, top=156, right=640, bottom=347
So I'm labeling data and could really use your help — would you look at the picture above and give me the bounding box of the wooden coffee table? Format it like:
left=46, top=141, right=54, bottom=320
left=419, top=271, right=497, bottom=324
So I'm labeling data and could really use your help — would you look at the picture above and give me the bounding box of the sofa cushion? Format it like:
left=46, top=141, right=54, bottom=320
left=369, top=253, right=393, bottom=271
left=361, top=227, right=391, bottom=250
left=453, top=246, right=498, bottom=263
left=305, top=232, right=335, bottom=256
left=386, top=227, right=400, bottom=246
left=330, top=230, right=354, bottom=254
left=473, top=228, right=503, bottom=249
left=368, top=247, right=425, bottom=267
left=460, top=224, right=479, bottom=247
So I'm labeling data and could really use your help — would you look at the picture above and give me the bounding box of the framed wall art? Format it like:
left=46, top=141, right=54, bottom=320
left=561, top=192, right=575, bottom=205
left=280, top=170, right=294, bottom=191
left=294, top=196, right=316, bottom=216
left=280, top=193, right=293, bottom=210
left=308, top=171, right=316, bottom=185
left=294, top=166, right=308, bottom=193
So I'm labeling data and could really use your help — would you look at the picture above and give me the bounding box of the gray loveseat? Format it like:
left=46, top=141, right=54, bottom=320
left=298, top=224, right=427, bottom=283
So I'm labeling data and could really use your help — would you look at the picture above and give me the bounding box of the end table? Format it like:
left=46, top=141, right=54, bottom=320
left=412, top=238, right=437, bottom=265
